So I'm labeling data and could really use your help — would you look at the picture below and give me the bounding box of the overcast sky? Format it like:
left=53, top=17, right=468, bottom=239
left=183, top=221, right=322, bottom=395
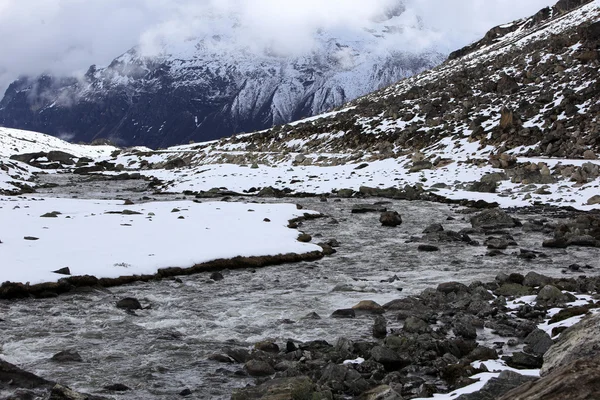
left=0, top=0, right=557, bottom=94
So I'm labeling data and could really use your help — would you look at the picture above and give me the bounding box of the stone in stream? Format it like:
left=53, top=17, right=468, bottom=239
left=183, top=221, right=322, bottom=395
left=352, top=300, right=385, bottom=315
left=331, top=309, right=356, bottom=319
left=524, top=329, right=553, bottom=356
left=103, top=383, right=131, bottom=391
left=351, top=204, right=387, bottom=214
left=418, top=244, right=440, bottom=252
left=373, top=315, right=387, bottom=339
left=470, top=208, right=520, bottom=230
left=116, top=298, right=143, bottom=310
left=254, top=341, right=279, bottom=353
left=51, top=350, right=83, bottom=363
left=379, top=211, right=402, bottom=227
left=209, top=272, right=224, bottom=281
left=244, top=360, right=275, bottom=377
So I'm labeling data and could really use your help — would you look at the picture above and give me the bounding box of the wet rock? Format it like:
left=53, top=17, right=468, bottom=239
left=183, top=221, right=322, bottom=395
left=380, top=211, right=403, bottom=227
left=319, top=363, right=369, bottom=394
left=485, top=237, right=510, bottom=250
left=587, top=195, right=600, bottom=205
left=371, top=346, right=409, bottom=371
left=244, top=360, right=275, bottom=377
left=179, top=388, right=192, bottom=397
left=495, top=283, right=532, bottom=297
left=297, top=233, right=312, bottom=243
left=302, top=312, right=321, bottom=320
left=542, top=237, right=569, bottom=248
left=352, top=300, right=385, bottom=315
left=454, top=321, right=477, bottom=340
left=232, top=376, right=321, bottom=400
left=505, top=352, right=543, bottom=369
left=358, top=385, right=402, bottom=400
left=209, top=272, right=224, bottom=281
left=254, top=341, right=279, bottom=353
left=0, top=359, right=52, bottom=389
left=437, top=282, right=469, bottom=294
left=116, top=298, right=143, bottom=310
left=208, top=353, right=235, bottom=363
left=332, top=309, right=356, bottom=319
left=536, top=285, right=575, bottom=306
left=498, top=357, right=600, bottom=400
left=48, top=384, right=109, bottom=400
left=418, top=244, right=440, bottom=252
left=373, top=315, right=387, bottom=339
left=466, top=346, right=499, bottom=362
left=51, top=350, right=82, bottom=363
left=523, top=272, right=554, bottom=287
left=103, top=383, right=131, bottom=392
left=470, top=209, right=519, bottom=230
left=423, top=223, right=444, bottom=234
left=524, top=329, right=553, bottom=356
left=542, top=313, right=600, bottom=375
left=403, top=317, right=431, bottom=334
left=352, top=204, right=388, bottom=214
left=459, top=370, right=538, bottom=400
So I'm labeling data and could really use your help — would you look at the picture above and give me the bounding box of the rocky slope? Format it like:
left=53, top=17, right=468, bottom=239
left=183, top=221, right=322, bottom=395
left=0, top=2, right=443, bottom=148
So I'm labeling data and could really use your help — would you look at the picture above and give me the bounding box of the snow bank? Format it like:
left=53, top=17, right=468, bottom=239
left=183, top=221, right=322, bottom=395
left=0, top=127, right=117, bottom=159
left=0, top=197, right=321, bottom=285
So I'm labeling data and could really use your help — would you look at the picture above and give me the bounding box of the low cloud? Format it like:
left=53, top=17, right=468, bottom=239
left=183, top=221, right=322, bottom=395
left=0, top=0, right=557, bottom=95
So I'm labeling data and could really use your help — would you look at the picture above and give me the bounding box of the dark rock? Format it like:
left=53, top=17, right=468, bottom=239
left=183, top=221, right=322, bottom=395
left=52, top=267, right=71, bottom=276
left=0, top=359, right=52, bottom=389
left=179, top=388, right=192, bottom=396
left=418, top=244, right=440, bottom=252
left=542, top=313, right=600, bottom=375
left=103, top=383, right=131, bottom=391
left=371, top=346, right=409, bottom=371
left=331, top=309, right=356, bottom=319
left=116, top=297, right=143, bottom=310
left=470, top=209, right=519, bottom=230
left=352, top=204, right=387, bottom=214
left=524, top=329, right=553, bottom=356
left=49, top=384, right=110, bottom=400
left=244, top=360, right=275, bottom=377
left=373, top=315, right=387, bottom=339
left=423, top=223, right=444, bottom=233
left=254, top=341, right=279, bottom=353
left=403, top=316, right=431, bottom=334
left=458, top=370, right=538, bottom=400
left=523, top=272, right=554, bottom=287
left=209, top=272, right=224, bottom=281
left=498, top=357, right=600, bottom=400
left=380, top=211, right=403, bottom=227
left=51, top=350, right=82, bottom=362
left=232, top=376, right=320, bottom=400
left=438, top=282, right=469, bottom=294
left=505, top=351, right=543, bottom=369
left=352, top=300, right=385, bottom=315
left=543, top=237, right=569, bottom=248
left=454, top=321, right=477, bottom=340
left=536, top=285, right=575, bottom=306
left=297, top=233, right=312, bottom=243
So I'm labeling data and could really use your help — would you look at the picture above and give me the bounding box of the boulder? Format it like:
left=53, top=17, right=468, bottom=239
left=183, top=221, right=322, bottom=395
left=380, top=211, right=403, bottom=227
left=542, top=313, right=600, bottom=375
left=244, top=360, right=275, bottom=377
left=524, top=329, right=553, bottom=356
left=536, top=285, right=575, bottom=307
left=371, top=346, right=409, bottom=370
left=116, top=298, right=143, bottom=310
left=352, top=300, right=385, bottom=315
left=51, top=350, right=82, bottom=362
left=498, top=357, right=600, bottom=400
left=470, top=209, right=519, bottom=230
left=358, top=385, right=403, bottom=400
left=458, top=370, right=538, bottom=400
left=232, top=376, right=321, bottom=400
left=373, top=315, right=387, bottom=339
left=403, top=316, right=430, bottom=334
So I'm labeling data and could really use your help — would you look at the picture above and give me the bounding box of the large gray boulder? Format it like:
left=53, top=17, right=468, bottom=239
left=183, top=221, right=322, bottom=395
left=470, top=208, right=519, bottom=230
left=541, top=313, right=600, bottom=376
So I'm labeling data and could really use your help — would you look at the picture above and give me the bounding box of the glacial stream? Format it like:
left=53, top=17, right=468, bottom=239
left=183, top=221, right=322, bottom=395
left=1, top=173, right=598, bottom=399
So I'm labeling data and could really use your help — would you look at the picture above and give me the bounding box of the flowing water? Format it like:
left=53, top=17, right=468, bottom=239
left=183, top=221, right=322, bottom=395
left=1, top=174, right=599, bottom=399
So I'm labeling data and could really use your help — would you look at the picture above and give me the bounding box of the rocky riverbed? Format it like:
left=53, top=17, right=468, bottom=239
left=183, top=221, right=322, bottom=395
left=1, top=174, right=600, bottom=399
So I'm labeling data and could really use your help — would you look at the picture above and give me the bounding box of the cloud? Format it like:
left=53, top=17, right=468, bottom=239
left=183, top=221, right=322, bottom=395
left=0, top=0, right=558, bottom=95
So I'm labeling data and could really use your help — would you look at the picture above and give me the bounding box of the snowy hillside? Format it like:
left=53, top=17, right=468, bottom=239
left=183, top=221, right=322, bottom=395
left=81, top=0, right=600, bottom=210
left=0, top=2, right=444, bottom=148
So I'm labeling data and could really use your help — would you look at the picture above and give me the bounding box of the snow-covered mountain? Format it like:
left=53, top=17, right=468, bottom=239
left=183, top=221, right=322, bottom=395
left=0, top=2, right=443, bottom=148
